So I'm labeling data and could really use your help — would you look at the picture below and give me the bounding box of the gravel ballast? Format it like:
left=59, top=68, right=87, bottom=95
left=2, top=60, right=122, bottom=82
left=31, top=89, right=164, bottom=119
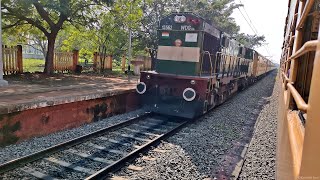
left=0, top=72, right=279, bottom=180
left=112, top=72, right=278, bottom=180
left=239, top=75, right=279, bottom=179
left=0, top=109, right=146, bottom=164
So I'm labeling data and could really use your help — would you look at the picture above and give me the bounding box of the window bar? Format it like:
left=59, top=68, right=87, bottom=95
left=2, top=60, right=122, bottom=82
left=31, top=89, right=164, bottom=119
left=296, top=0, right=315, bottom=29
left=287, top=83, right=308, bottom=112
left=288, top=40, right=318, bottom=61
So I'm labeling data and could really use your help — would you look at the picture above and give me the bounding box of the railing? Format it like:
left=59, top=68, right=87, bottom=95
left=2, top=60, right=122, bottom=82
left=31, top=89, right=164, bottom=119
left=216, top=52, right=239, bottom=77
left=93, top=53, right=113, bottom=71
left=296, top=0, right=315, bottom=29
left=53, top=50, right=79, bottom=72
left=135, top=55, right=152, bottom=71
left=288, top=40, right=317, bottom=61
left=2, top=45, right=23, bottom=75
left=200, top=51, right=213, bottom=76
left=142, top=56, right=152, bottom=71
left=282, top=40, right=319, bottom=112
left=216, top=52, right=226, bottom=75
left=278, top=1, right=320, bottom=179
left=282, top=39, right=319, bottom=112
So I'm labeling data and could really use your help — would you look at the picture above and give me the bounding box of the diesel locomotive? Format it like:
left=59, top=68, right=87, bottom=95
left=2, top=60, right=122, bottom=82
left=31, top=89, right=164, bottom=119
left=136, top=12, right=276, bottom=119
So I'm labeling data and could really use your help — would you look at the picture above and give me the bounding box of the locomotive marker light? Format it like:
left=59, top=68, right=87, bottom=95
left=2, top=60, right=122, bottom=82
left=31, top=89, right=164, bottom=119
left=174, top=15, right=187, bottom=23
left=190, top=80, right=196, bottom=85
left=187, top=17, right=201, bottom=26
left=146, top=75, right=151, bottom=79
left=183, top=88, right=196, bottom=102
left=136, top=82, right=147, bottom=94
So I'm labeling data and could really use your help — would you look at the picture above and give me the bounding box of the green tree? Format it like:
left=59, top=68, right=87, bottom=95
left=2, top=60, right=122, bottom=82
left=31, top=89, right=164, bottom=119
left=136, top=0, right=180, bottom=66
left=2, top=0, right=113, bottom=74
left=236, top=33, right=266, bottom=48
left=180, top=0, right=242, bottom=35
left=60, top=0, right=143, bottom=72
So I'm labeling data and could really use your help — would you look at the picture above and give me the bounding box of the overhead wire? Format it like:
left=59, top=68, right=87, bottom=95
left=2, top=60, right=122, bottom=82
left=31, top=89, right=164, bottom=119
left=236, top=0, right=273, bottom=58
left=238, top=0, right=259, bottom=34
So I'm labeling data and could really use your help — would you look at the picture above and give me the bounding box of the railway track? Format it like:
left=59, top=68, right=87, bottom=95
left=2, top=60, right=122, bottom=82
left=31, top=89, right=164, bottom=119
left=0, top=112, right=190, bottom=180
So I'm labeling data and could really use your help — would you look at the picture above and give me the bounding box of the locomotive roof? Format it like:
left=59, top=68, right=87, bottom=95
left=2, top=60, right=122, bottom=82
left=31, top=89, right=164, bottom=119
left=161, top=12, right=207, bottom=22
left=160, top=12, right=223, bottom=30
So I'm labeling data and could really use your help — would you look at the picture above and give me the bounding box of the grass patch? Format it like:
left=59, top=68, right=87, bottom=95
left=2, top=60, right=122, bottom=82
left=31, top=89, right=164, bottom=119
left=22, top=58, right=135, bottom=75
left=79, top=58, right=93, bottom=64
left=23, top=58, right=45, bottom=73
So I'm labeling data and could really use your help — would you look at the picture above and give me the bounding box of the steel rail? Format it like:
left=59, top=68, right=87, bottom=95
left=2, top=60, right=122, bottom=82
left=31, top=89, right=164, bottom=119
left=85, top=119, right=190, bottom=180
left=0, top=112, right=151, bottom=174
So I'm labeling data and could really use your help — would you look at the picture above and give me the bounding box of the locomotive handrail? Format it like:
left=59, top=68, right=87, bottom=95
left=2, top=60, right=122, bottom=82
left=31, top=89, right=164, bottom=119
left=287, top=40, right=318, bottom=62
left=287, top=83, right=308, bottom=112
left=200, top=51, right=213, bottom=77
left=216, top=52, right=226, bottom=76
left=296, top=0, right=315, bottom=29
left=215, top=52, right=241, bottom=77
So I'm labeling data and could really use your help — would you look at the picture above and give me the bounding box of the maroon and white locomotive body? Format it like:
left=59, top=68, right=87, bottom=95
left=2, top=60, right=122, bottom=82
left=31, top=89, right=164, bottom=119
left=137, top=72, right=212, bottom=119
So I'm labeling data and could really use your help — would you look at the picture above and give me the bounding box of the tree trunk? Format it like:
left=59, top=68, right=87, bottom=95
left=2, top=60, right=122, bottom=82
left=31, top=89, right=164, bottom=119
left=44, top=33, right=57, bottom=75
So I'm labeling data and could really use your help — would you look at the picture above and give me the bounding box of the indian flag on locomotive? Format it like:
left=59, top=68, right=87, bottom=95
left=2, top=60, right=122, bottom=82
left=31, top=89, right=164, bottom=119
left=161, top=32, right=170, bottom=39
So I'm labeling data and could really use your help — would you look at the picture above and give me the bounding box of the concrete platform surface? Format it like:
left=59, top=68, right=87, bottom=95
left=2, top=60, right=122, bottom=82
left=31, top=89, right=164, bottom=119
left=0, top=74, right=139, bottom=114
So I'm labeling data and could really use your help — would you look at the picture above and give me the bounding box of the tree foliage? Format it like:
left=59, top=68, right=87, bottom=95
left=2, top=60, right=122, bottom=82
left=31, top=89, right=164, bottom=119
left=1, top=0, right=113, bottom=74
left=236, top=33, right=266, bottom=48
left=2, top=0, right=267, bottom=74
left=180, top=0, right=242, bottom=35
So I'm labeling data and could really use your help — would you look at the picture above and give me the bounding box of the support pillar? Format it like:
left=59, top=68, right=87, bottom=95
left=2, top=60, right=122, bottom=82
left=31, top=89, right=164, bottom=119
left=72, top=49, right=79, bottom=72
left=0, top=2, right=8, bottom=87
left=0, top=59, right=8, bottom=87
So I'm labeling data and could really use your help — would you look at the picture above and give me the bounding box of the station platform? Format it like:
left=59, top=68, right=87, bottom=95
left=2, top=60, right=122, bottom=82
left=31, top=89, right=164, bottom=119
left=0, top=74, right=140, bottom=147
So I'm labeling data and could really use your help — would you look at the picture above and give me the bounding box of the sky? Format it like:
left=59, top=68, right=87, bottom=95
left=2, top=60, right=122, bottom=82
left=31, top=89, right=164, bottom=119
left=231, top=0, right=288, bottom=63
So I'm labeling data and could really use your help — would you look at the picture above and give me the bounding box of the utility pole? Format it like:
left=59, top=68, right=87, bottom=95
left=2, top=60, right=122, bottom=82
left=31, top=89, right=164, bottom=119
left=0, top=1, right=9, bottom=87
left=128, top=27, right=132, bottom=82
left=127, top=1, right=133, bottom=83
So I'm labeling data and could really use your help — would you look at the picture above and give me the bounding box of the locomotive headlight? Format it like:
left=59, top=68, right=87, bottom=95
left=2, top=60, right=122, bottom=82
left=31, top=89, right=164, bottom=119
left=174, top=15, right=187, bottom=23
left=190, top=80, right=196, bottom=85
left=183, top=88, right=196, bottom=102
left=136, top=82, right=147, bottom=94
left=175, top=39, right=182, bottom=47
left=146, top=75, right=151, bottom=79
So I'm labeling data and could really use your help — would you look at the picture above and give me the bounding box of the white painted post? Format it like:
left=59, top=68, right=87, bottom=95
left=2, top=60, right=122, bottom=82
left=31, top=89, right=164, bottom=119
left=0, top=1, right=8, bottom=87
